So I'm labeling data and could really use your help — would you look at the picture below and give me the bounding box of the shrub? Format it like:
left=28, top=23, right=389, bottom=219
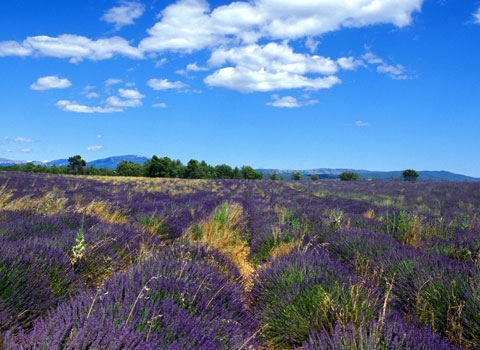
left=251, top=239, right=382, bottom=348
left=339, top=171, right=360, bottom=181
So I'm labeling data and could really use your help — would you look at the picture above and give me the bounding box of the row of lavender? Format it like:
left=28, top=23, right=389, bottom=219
left=245, top=180, right=480, bottom=348
left=1, top=171, right=479, bottom=348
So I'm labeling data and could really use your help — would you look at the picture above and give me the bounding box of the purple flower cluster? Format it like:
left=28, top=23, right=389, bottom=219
left=5, top=243, right=255, bottom=349
left=301, top=312, right=459, bottom=350
left=250, top=238, right=383, bottom=347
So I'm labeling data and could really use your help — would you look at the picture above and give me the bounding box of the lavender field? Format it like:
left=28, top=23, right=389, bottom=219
left=1, top=171, right=480, bottom=349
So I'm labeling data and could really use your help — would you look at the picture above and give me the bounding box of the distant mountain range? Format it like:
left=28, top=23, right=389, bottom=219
left=256, top=168, right=480, bottom=182
left=1, top=155, right=479, bottom=182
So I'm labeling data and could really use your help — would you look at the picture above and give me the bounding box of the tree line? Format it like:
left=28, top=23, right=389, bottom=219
left=0, top=155, right=263, bottom=180
left=0, top=155, right=419, bottom=181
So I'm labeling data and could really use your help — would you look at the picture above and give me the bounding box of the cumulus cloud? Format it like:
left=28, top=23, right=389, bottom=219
left=209, top=42, right=338, bottom=75
left=55, top=87, right=145, bottom=113
left=205, top=42, right=342, bottom=92
left=55, top=100, right=122, bottom=113
left=30, top=75, right=72, bottom=91
left=152, top=103, right=168, bottom=108
left=118, top=88, right=145, bottom=99
left=107, top=95, right=143, bottom=108
left=101, top=1, right=145, bottom=30
left=337, top=57, right=365, bottom=70
left=205, top=67, right=340, bottom=93
left=0, top=0, right=423, bottom=107
left=139, top=0, right=423, bottom=54
left=84, top=92, right=100, bottom=99
left=147, top=78, right=188, bottom=90
left=0, top=34, right=142, bottom=63
left=267, top=95, right=301, bottom=108
left=139, top=0, right=223, bottom=53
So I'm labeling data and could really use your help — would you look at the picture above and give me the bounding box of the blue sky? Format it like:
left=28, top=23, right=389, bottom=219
left=1, top=0, right=479, bottom=176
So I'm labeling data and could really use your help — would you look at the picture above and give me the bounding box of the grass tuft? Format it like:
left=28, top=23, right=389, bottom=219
left=186, top=202, right=254, bottom=283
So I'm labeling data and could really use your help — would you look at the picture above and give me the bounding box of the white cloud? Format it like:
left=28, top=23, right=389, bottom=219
left=266, top=94, right=318, bottom=108
left=84, top=92, right=100, bottom=99
left=30, top=75, right=72, bottom=91
left=138, top=0, right=423, bottom=55
left=0, top=41, right=32, bottom=57
left=105, top=78, right=123, bottom=86
left=267, top=95, right=300, bottom=108
left=0, top=34, right=142, bottom=63
left=377, top=63, right=408, bottom=80
left=473, top=7, right=480, bottom=24
left=20, top=148, right=32, bottom=153
left=118, top=88, right=145, bottom=99
left=209, top=42, right=339, bottom=75
left=87, top=145, right=103, bottom=151
left=186, top=62, right=208, bottom=72
left=354, top=120, right=370, bottom=127
left=55, top=100, right=122, bottom=113
left=15, top=137, right=34, bottom=143
left=147, top=78, right=188, bottom=90
left=101, top=1, right=145, bottom=30
left=0, top=0, right=423, bottom=101
left=205, top=42, right=341, bottom=93
left=363, top=52, right=410, bottom=79
left=152, top=103, right=168, bottom=108
left=139, top=0, right=223, bottom=53
left=106, top=95, right=143, bottom=108
left=205, top=66, right=340, bottom=93
left=255, top=0, right=422, bottom=39
left=337, top=57, right=365, bottom=70
left=305, top=37, right=320, bottom=53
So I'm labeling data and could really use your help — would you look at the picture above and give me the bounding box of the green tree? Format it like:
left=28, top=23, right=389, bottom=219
left=241, top=166, right=262, bottom=179
left=116, top=161, right=144, bottom=177
left=185, top=159, right=208, bottom=179
left=291, top=172, right=302, bottom=180
left=269, top=172, right=279, bottom=180
left=232, top=166, right=241, bottom=179
left=310, top=174, right=319, bottom=181
left=402, top=169, right=419, bottom=181
left=214, top=164, right=234, bottom=179
left=144, top=155, right=179, bottom=178
left=339, top=171, right=360, bottom=181
left=68, top=155, right=86, bottom=175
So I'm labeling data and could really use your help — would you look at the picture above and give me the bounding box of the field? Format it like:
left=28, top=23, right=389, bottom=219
left=1, top=171, right=480, bottom=349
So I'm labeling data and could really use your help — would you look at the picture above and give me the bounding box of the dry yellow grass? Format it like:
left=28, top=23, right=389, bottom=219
left=79, top=200, right=129, bottom=224
left=363, top=208, right=376, bottom=219
left=186, top=202, right=254, bottom=285
left=1, top=191, right=68, bottom=215
left=269, top=241, right=298, bottom=260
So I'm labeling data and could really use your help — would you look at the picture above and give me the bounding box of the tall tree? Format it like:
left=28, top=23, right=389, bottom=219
left=402, top=169, right=419, bottom=181
left=241, top=166, right=262, bottom=179
left=68, top=155, right=86, bottom=175
left=117, top=160, right=144, bottom=177
left=291, top=172, right=302, bottom=180
left=339, top=171, right=360, bottom=181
